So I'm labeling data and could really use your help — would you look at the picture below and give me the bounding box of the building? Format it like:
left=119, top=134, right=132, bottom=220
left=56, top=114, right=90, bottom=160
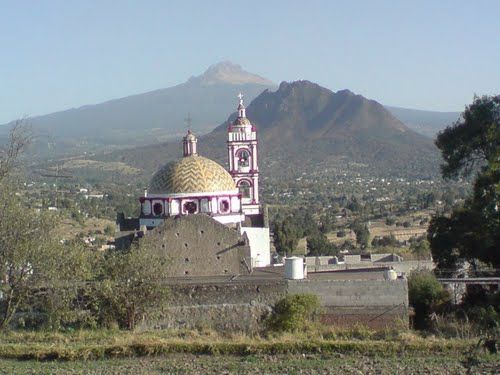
left=117, top=94, right=271, bottom=271
left=116, top=95, right=410, bottom=331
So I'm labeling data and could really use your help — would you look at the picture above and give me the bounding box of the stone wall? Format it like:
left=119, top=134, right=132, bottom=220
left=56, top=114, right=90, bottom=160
left=140, top=215, right=252, bottom=277
left=139, top=276, right=409, bottom=332
left=138, top=280, right=287, bottom=332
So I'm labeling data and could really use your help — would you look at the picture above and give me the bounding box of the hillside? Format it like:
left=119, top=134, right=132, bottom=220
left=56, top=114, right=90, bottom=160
left=385, top=106, right=460, bottom=138
left=3, top=62, right=275, bottom=156
left=99, top=81, right=440, bottom=180
left=2, top=61, right=461, bottom=160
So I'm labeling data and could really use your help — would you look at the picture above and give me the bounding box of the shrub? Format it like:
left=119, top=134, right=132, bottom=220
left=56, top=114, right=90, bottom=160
left=385, top=217, right=396, bottom=226
left=267, top=294, right=321, bottom=332
left=408, top=271, right=450, bottom=329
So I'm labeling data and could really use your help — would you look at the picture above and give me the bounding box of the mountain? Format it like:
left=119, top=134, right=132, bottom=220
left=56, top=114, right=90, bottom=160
left=3, top=60, right=460, bottom=160
left=385, top=106, right=460, bottom=138
left=100, top=81, right=440, bottom=179
left=3, top=62, right=275, bottom=156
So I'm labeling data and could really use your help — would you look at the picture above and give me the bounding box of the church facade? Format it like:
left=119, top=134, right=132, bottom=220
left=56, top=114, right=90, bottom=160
left=117, top=95, right=271, bottom=270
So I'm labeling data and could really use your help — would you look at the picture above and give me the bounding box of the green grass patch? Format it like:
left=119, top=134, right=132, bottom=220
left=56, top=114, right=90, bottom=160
left=0, top=329, right=482, bottom=362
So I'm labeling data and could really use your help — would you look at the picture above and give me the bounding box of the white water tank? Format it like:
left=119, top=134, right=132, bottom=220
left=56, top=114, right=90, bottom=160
left=284, top=257, right=305, bottom=280
left=384, top=268, right=398, bottom=280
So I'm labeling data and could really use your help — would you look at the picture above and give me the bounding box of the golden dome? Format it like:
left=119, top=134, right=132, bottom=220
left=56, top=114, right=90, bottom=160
left=149, top=155, right=236, bottom=194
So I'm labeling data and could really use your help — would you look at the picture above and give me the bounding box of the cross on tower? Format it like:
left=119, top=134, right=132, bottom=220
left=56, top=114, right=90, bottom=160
left=237, top=92, right=244, bottom=104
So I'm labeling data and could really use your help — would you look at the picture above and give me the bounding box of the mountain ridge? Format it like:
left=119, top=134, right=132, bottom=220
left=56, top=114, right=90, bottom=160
left=98, top=80, right=439, bottom=179
left=1, top=62, right=459, bottom=159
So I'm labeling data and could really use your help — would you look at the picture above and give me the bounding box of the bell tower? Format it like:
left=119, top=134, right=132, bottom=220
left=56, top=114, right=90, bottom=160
left=227, top=93, right=260, bottom=215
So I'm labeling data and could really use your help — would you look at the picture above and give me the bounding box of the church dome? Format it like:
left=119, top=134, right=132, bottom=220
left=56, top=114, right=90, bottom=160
left=149, top=155, right=236, bottom=194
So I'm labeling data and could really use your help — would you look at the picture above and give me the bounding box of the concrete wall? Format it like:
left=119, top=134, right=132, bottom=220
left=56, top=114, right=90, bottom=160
left=344, top=255, right=361, bottom=264
left=241, top=226, right=271, bottom=267
left=307, top=259, right=434, bottom=274
left=287, top=279, right=408, bottom=329
left=140, top=215, right=252, bottom=277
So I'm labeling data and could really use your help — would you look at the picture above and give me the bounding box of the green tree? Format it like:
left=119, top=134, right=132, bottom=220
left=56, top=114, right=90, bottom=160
left=307, top=232, right=338, bottom=256
left=92, top=243, right=169, bottom=330
left=273, top=216, right=301, bottom=255
left=410, top=238, right=431, bottom=260
left=351, top=220, right=370, bottom=249
left=429, top=95, right=499, bottom=271
left=0, top=183, right=92, bottom=329
left=319, top=211, right=336, bottom=233
left=267, top=294, right=321, bottom=332
left=408, top=271, right=450, bottom=329
left=0, top=121, right=31, bottom=184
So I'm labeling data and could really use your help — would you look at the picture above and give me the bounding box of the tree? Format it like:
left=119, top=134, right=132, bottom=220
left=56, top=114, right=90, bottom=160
left=0, top=183, right=92, bottom=329
left=371, top=234, right=398, bottom=248
left=410, top=238, right=431, bottom=260
left=0, top=120, right=31, bottom=185
left=92, top=243, right=169, bottom=330
left=429, top=95, right=499, bottom=271
left=267, top=294, right=321, bottom=332
left=408, top=271, right=450, bottom=329
left=306, top=232, right=338, bottom=256
left=351, top=220, right=370, bottom=249
left=273, top=216, right=301, bottom=255
left=319, top=211, right=336, bottom=233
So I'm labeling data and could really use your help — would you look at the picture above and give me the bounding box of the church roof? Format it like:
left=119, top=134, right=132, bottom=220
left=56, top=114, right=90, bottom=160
left=149, top=155, right=236, bottom=194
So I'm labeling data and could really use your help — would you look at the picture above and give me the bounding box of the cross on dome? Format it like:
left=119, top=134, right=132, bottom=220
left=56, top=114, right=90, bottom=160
left=237, top=92, right=246, bottom=118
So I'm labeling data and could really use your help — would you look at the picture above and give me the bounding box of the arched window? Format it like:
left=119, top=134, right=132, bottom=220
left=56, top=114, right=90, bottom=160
left=183, top=201, right=197, bottom=214
left=238, top=180, right=252, bottom=199
left=142, top=200, right=151, bottom=215
left=237, top=149, right=250, bottom=168
left=153, top=202, right=163, bottom=216
left=219, top=200, right=230, bottom=213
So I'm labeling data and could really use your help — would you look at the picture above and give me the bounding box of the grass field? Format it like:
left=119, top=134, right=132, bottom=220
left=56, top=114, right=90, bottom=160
left=0, top=329, right=497, bottom=374
left=0, top=353, right=498, bottom=374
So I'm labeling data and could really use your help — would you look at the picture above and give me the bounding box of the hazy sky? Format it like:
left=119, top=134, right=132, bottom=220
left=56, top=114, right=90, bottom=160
left=1, top=0, right=499, bottom=123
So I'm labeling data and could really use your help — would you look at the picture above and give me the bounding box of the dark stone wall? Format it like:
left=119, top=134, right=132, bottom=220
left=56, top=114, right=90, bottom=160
left=138, top=280, right=287, bottom=332
left=138, top=277, right=409, bottom=333
left=139, top=215, right=252, bottom=277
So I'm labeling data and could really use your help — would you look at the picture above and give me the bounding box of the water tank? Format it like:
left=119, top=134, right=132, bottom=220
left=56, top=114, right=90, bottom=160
left=384, top=268, right=398, bottom=280
left=284, top=257, right=305, bottom=280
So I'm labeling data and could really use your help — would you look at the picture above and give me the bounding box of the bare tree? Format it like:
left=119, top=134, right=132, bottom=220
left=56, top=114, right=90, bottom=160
left=0, top=120, right=31, bottom=184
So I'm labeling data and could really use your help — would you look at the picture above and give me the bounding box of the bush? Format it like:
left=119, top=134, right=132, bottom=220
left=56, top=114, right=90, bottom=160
left=267, top=294, right=321, bottom=332
left=408, top=271, right=450, bottom=329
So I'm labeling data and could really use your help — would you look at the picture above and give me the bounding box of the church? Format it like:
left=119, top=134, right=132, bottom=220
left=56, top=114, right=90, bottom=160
left=116, top=95, right=271, bottom=275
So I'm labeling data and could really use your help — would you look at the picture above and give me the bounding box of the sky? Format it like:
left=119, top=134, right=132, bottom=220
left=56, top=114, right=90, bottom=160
left=0, top=0, right=499, bottom=123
